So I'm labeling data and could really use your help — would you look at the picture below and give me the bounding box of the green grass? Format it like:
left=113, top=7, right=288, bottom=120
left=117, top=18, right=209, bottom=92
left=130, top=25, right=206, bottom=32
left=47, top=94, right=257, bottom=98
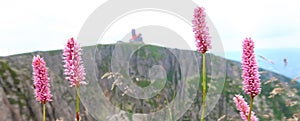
left=135, top=80, right=151, bottom=88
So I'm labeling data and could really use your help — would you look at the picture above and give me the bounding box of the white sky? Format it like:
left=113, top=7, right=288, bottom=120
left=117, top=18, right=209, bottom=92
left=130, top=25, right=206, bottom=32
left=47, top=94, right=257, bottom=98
left=0, top=0, right=300, bottom=56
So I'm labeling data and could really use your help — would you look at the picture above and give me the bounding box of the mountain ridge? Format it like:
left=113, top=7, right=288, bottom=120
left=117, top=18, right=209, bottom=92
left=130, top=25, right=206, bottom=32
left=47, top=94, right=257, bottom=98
left=0, top=43, right=299, bottom=121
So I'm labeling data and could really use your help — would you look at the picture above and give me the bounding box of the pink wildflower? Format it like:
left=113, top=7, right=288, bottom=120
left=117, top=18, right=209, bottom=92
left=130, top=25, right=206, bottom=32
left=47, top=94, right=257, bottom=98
left=63, top=37, right=86, bottom=87
left=233, top=95, right=258, bottom=121
left=192, top=7, right=211, bottom=53
left=242, top=38, right=261, bottom=98
left=32, top=55, right=52, bottom=103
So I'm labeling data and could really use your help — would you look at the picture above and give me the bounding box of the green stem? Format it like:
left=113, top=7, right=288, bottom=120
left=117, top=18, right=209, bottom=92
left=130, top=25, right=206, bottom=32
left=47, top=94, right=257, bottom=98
left=201, top=53, right=207, bottom=121
left=248, top=97, right=254, bottom=121
left=169, top=107, right=173, bottom=121
left=76, top=86, right=80, bottom=121
left=165, top=92, right=174, bottom=121
left=43, top=102, right=46, bottom=121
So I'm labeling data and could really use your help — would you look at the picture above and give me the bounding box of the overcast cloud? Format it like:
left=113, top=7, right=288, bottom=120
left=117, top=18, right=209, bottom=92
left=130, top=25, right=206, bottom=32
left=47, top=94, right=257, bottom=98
left=0, top=0, right=299, bottom=56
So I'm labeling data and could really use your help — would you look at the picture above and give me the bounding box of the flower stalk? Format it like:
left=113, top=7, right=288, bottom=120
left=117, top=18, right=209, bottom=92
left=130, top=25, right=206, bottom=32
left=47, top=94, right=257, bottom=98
left=43, top=102, right=46, bottom=121
left=76, top=86, right=80, bottom=121
left=192, top=6, right=211, bottom=121
left=233, top=95, right=258, bottom=121
left=63, top=37, right=86, bottom=121
left=32, top=55, right=52, bottom=121
left=248, top=97, right=254, bottom=121
left=242, top=38, right=261, bottom=121
left=201, top=53, right=207, bottom=121
left=234, top=38, right=260, bottom=121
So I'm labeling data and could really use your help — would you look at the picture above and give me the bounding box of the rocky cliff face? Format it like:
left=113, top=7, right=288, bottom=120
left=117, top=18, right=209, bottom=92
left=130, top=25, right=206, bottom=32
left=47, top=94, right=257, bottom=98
left=0, top=43, right=299, bottom=121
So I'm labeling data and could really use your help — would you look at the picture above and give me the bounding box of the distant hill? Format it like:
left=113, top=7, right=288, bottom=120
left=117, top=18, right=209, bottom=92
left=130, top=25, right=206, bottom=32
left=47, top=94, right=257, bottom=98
left=226, top=48, right=300, bottom=82
left=0, top=44, right=299, bottom=121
